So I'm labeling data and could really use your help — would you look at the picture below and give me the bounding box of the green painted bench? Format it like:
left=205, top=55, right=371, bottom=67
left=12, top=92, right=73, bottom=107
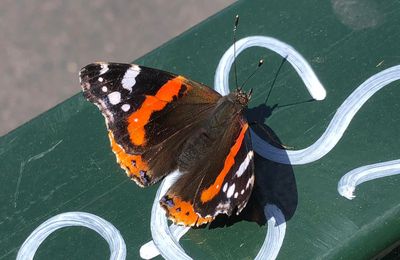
left=1, top=0, right=400, bottom=259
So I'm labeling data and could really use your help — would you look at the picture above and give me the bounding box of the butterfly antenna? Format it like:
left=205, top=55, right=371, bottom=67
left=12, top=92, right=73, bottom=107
left=264, top=55, right=288, bottom=105
left=240, top=59, right=264, bottom=90
left=233, top=14, right=240, bottom=90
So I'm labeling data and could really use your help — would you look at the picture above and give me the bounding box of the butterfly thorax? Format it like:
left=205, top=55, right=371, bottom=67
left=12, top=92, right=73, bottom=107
left=204, top=89, right=249, bottom=126
left=177, top=92, right=246, bottom=172
left=231, top=88, right=251, bottom=107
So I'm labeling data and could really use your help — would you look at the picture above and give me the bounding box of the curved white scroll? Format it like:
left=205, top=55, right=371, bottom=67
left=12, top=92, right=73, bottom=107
left=338, top=159, right=400, bottom=200
left=140, top=224, right=188, bottom=259
left=149, top=171, right=192, bottom=260
left=17, top=212, right=126, bottom=260
left=252, top=65, right=400, bottom=165
left=255, top=204, right=286, bottom=260
left=144, top=203, right=286, bottom=260
left=214, top=36, right=327, bottom=100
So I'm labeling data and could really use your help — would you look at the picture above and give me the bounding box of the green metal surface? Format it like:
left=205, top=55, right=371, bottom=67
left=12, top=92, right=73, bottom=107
left=1, top=0, right=400, bottom=259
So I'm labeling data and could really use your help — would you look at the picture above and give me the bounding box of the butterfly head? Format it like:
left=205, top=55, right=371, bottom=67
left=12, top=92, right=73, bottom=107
left=233, top=87, right=252, bottom=107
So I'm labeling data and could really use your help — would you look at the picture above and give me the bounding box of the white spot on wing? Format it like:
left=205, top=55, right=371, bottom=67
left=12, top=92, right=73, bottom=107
left=215, top=202, right=230, bottom=214
left=99, top=63, right=109, bottom=75
left=234, top=192, right=238, bottom=198
left=222, top=183, right=228, bottom=193
left=98, top=77, right=104, bottom=82
left=122, top=65, right=140, bottom=92
left=246, top=175, right=254, bottom=189
left=108, top=91, right=121, bottom=105
left=240, top=189, right=245, bottom=195
left=235, top=151, right=254, bottom=177
left=133, top=118, right=138, bottom=122
left=121, top=104, right=130, bottom=112
left=101, top=86, right=108, bottom=92
left=226, top=184, right=235, bottom=198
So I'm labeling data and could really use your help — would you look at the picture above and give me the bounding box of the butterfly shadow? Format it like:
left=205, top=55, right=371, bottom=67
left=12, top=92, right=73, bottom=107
left=208, top=103, right=298, bottom=228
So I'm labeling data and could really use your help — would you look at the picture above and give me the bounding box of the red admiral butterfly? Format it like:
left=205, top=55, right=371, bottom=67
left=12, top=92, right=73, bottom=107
left=80, top=62, right=255, bottom=226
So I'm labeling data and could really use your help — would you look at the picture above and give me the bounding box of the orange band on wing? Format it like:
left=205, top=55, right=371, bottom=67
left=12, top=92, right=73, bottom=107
left=109, top=131, right=149, bottom=186
left=200, top=123, right=249, bottom=203
left=127, top=76, right=190, bottom=146
left=161, top=196, right=213, bottom=226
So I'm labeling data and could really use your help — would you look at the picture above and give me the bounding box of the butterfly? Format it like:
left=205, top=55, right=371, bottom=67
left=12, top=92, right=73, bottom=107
left=80, top=62, right=255, bottom=226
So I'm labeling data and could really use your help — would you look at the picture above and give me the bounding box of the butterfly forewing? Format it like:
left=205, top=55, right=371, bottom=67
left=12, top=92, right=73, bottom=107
left=80, top=62, right=221, bottom=186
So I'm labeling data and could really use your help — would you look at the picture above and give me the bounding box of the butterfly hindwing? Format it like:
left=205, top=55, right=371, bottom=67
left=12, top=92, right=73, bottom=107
left=160, top=99, right=255, bottom=226
left=80, top=62, right=222, bottom=187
